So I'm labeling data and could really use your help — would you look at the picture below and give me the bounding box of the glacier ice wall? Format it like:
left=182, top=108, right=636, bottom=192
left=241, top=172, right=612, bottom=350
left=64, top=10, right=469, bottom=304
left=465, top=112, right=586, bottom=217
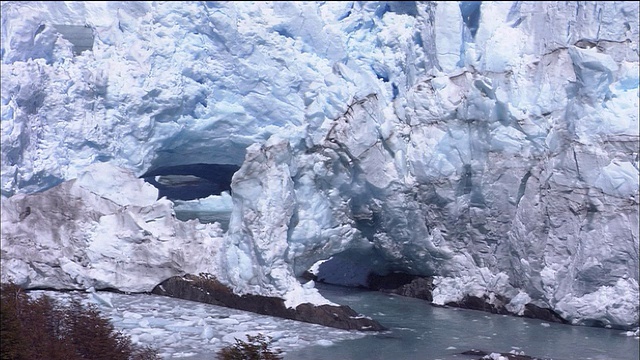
left=1, top=162, right=224, bottom=292
left=1, top=1, right=638, bottom=327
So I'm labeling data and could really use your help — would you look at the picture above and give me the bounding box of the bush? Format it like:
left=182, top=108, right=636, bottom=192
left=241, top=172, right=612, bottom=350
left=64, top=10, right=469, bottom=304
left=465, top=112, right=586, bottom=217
left=0, top=282, right=160, bottom=360
left=216, top=333, right=283, bottom=360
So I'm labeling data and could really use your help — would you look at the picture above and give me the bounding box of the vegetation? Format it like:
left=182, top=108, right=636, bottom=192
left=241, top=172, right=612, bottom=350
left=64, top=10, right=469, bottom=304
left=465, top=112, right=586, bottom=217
left=0, top=282, right=159, bottom=360
left=216, top=333, right=283, bottom=360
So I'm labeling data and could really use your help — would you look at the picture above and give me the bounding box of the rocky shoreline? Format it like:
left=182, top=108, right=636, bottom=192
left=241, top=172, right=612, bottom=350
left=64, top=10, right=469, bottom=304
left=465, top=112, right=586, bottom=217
left=304, top=270, right=570, bottom=326
left=443, top=294, right=568, bottom=325
left=151, top=274, right=386, bottom=331
left=148, top=273, right=568, bottom=359
left=370, top=272, right=568, bottom=325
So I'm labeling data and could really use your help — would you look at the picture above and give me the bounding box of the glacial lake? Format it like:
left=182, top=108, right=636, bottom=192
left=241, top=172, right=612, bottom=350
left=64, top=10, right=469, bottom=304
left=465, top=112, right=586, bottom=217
left=33, top=284, right=639, bottom=360
left=285, top=283, right=640, bottom=360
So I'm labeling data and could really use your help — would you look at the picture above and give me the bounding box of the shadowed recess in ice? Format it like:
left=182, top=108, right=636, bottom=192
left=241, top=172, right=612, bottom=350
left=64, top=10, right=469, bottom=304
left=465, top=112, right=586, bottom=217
left=142, top=163, right=240, bottom=201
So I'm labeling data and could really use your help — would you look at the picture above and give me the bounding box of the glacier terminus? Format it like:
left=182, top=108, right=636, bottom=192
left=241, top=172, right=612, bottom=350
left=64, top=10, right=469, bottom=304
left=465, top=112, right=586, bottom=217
left=1, top=1, right=638, bottom=331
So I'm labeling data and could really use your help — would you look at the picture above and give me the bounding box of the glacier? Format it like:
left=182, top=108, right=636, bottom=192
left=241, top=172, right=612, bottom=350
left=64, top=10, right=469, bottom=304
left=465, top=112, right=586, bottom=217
left=1, top=1, right=638, bottom=329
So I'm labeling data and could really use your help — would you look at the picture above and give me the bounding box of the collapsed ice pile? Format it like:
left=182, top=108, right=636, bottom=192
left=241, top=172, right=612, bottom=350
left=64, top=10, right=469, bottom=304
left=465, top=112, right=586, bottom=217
left=1, top=2, right=638, bottom=328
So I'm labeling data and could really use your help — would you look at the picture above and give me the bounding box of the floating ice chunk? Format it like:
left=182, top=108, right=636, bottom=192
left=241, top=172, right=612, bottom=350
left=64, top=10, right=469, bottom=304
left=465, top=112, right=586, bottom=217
left=201, top=326, right=214, bottom=340
left=137, top=333, right=155, bottom=343
left=215, top=318, right=240, bottom=326
left=266, top=331, right=285, bottom=341
left=229, top=314, right=254, bottom=321
left=164, top=333, right=182, bottom=344
left=88, top=289, right=114, bottom=308
left=315, top=339, right=334, bottom=346
left=171, top=352, right=198, bottom=358
left=623, top=328, right=640, bottom=338
left=123, top=311, right=143, bottom=319
left=482, top=353, right=508, bottom=360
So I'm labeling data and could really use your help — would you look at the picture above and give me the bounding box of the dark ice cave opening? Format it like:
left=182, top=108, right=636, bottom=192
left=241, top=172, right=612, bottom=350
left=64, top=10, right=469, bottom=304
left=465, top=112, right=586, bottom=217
left=141, top=163, right=239, bottom=201
left=301, top=240, right=436, bottom=306
left=305, top=247, right=391, bottom=288
left=141, top=163, right=240, bottom=228
left=302, top=246, right=431, bottom=296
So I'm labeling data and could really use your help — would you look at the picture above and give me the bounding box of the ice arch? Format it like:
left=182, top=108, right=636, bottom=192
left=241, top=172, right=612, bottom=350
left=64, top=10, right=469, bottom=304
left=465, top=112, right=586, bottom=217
left=141, top=163, right=239, bottom=229
left=141, top=163, right=240, bottom=201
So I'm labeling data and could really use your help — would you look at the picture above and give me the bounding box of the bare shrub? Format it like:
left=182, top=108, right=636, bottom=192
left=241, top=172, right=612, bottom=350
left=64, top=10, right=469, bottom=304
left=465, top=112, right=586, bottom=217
left=216, top=333, right=283, bottom=360
left=0, top=282, right=160, bottom=360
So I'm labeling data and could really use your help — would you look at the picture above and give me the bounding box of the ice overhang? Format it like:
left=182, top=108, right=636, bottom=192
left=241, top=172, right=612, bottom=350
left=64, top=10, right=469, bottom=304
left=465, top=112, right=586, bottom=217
left=141, top=163, right=240, bottom=201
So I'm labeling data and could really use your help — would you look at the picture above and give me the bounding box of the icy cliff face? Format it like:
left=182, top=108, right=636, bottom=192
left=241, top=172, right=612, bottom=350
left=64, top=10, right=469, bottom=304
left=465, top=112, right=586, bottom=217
left=1, top=1, right=638, bottom=327
left=1, top=162, right=224, bottom=292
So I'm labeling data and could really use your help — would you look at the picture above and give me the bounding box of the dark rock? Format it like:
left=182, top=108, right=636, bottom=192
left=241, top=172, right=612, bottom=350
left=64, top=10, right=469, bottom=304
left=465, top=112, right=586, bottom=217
left=392, top=277, right=433, bottom=300
left=295, top=303, right=383, bottom=331
left=445, top=294, right=511, bottom=315
left=309, top=270, right=569, bottom=327
left=445, top=295, right=568, bottom=324
left=446, top=295, right=569, bottom=324
left=152, top=274, right=386, bottom=331
left=523, top=303, right=569, bottom=324
left=460, top=349, right=552, bottom=359
left=366, top=272, right=434, bottom=301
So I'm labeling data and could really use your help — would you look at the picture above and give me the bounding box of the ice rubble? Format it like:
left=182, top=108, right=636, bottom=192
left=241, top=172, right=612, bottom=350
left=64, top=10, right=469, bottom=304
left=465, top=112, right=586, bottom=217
left=28, top=290, right=365, bottom=359
left=1, top=2, right=638, bottom=328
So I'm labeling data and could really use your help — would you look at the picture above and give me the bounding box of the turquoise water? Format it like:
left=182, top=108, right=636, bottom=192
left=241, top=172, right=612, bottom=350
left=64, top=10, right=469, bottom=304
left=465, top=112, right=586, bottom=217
left=285, top=284, right=639, bottom=360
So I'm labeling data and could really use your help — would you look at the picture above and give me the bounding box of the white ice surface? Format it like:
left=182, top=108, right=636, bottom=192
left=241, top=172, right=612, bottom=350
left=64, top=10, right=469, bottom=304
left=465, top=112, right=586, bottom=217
left=29, top=290, right=366, bottom=359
